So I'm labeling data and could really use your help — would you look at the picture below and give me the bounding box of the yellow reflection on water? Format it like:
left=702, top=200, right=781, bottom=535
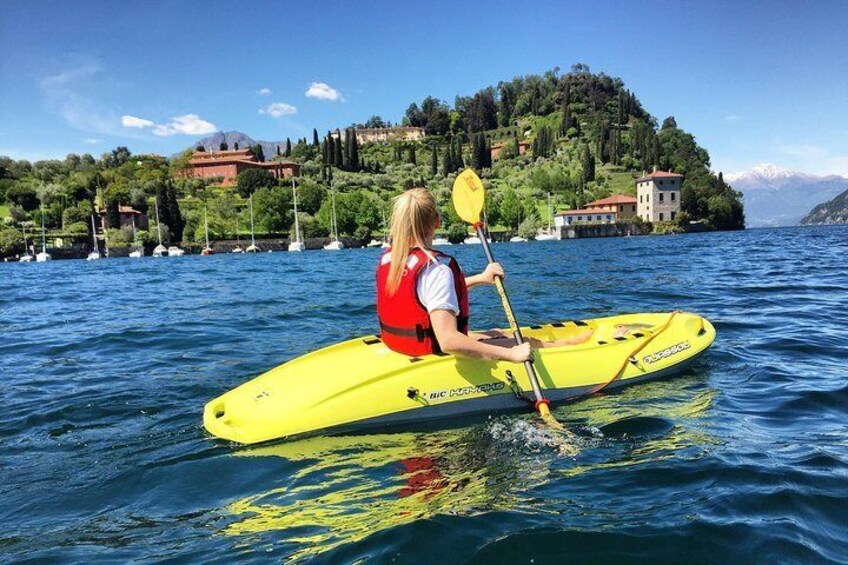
left=222, top=377, right=717, bottom=562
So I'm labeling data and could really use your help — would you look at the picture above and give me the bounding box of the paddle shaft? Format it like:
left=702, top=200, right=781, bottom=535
left=475, top=224, right=546, bottom=403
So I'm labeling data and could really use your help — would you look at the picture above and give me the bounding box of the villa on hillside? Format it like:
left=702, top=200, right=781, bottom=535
left=98, top=205, right=149, bottom=232
left=491, top=140, right=531, bottom=160
left=554, top=194, right=638, bottom=228
left=636, top=170, right=683, bottom=222
left=185, top=148, right=301, bottom=187
left=331, top=126, right=425, bottom=143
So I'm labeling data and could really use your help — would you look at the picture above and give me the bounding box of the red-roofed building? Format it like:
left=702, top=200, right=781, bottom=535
left=585, top=194, right=637, bottom=219
left=636, top=170, right=683, bottom=222
left=491, top=140, right=530, bottom=160
left=185, top=149, right=301, bottom=187
left=98, top=205, right=148, bottom=232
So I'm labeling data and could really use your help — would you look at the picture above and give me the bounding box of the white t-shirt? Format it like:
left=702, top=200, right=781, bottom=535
left=416, top=259, right=460, bottom=316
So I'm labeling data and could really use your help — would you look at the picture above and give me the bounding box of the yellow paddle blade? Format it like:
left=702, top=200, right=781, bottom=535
left=452, top=168, right=485, bottom=224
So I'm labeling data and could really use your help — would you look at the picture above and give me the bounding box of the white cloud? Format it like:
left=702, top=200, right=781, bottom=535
left=122, top=115, right=155, bottom=128
left=257, top=87, right=272, bottom=96
left=724, top=115, right=741, bottom=123
left=152, top=114, right=217, bottom=136
left=121, top=113, right=217, bottom=136
left=305, top=82, right=343, bottom=102
left=84, top=138, right=103, bottom=144
left=259, top=102, right=298, bottom=117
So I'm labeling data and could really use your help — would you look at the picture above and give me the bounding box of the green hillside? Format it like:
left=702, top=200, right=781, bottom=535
left=0, top=64, right=744, bottom=257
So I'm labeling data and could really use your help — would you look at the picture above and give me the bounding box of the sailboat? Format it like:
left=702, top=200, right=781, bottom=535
left=535, top=192, right=557, bottom=241
left=232, top=213, right=244, bottom=253
left=288, top=178, right=305, bottom=252
left=152, top=197, right=168, bottom=257
left=36, top=207, right=51, bottom=262
left=19, top=224, right=33, bottom=262
left=129, top=216, right=143, bottom=258
left=201, top=207, right=215, bottom=255
left=86, top=214, right=101, bottom=260
left=323, top=189, right=344, bottom=250
left=245, top=193, right=261, bottom=253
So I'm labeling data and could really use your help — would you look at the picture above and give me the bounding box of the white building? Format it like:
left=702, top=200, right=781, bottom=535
left=636, top=171, right=683, bottom=222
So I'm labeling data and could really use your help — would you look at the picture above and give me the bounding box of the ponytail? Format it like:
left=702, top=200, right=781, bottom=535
left=386, top=188, right=440, bottom=295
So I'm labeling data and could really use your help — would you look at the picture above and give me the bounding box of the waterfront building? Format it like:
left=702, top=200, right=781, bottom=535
left=584, top=194, right=637, bottom=219
left=186, top=149, right=300, bottom=187
left=636, top=170, right=683, bottom=222
left=554, top=208, right=618, bottom=228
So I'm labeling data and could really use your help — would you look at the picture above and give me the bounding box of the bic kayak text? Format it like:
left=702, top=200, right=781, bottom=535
left=424, top=382, right=506, bottom=401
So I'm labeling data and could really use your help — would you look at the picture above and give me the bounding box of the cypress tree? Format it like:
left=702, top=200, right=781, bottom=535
left=285, top=138, right=291, bottom=157
left=430, top=145, right=438, bottom=176
left=344, top=128, right=351, bottom=170
left=234, top=141, right=239, bottom=150
left=276, top=145, right=281, bottom=157
left=454, top=137, right=464, bottom=170
left=219, top=142, right=228, bottom=151
left=408, top=145, right=416, bottom=165
left=442, top=142, right=453, bottom=176
left=334, top=131, right=343, bottom=168
left=349, top=129, right=360, bottom=171
left=312, top=128, right=320, bottom=147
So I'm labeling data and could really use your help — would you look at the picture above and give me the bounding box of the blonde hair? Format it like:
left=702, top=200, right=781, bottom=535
left=386, top=188, right=440, bottom=295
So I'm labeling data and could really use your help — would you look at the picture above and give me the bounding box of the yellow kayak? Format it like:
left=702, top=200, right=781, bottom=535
left=204, top=311, right=715, bottom=444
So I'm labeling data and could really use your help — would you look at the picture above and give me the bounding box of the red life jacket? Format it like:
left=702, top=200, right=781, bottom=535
left=376, top=247, right=469, bottom=356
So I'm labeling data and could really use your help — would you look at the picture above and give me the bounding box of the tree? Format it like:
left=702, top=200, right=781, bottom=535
left=252, top=185, right=293, bottom=235
left=662, top=116, right=678, bottom=130
left=364, top=115, right=386, bottom=128
left=220, top=141, right=228, bottom=151
left=466, top=88, right=498, bottom=132
left=250, top=144, right=265, bottom=163
left=5, top=183, right=39, bottom=211
left=334, top=131, right=343, bottom=168
left=408, top=145, right=417, bottom=165
left=348, top=128, right=360, bottom=171
left=533, top=125, right=554, bottom=159
left=580, top=144, right=595, bottom=184
left=312, top=129, right=320, bottom=147
left=236, top=168, right=276, bottom=198
left=196, top=145, right=206, bottom=152
left=296, top=181, right=326, bottom=215
left=234, top=141, right=239, bottom=150
left=285, top=138, right=292, bottom=157
left=499, top=187, right=523, bottom=229
left=430, top=146, right=438, bottom=176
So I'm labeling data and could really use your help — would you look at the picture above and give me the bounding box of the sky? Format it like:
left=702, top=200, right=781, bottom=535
left=1, top=0, right=846, bottom=175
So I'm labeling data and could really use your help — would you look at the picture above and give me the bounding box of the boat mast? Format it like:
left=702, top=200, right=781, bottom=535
left=90, top=214, right=98, bottom=254
left=204, top=206, right=210, bottom=248
left=40, top=207, right=47, bottom=254
left=331, top=189, right=338, bottom=242
left=249, top=193, right=256, bottom=248
left=155, top=197, right=163, bottom=245
left=547, top=192, right=552, bottom=233
left=292, top=177, right=301, bottom=244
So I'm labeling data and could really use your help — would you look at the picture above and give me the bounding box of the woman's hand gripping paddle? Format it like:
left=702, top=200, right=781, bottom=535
left=452, top=169, right=563, bottom=429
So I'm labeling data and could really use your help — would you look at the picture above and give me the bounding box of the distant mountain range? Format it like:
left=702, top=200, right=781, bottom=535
left=725, top=164, right=848, bottom=227
left=799, top=187, right=848, bottom=225
left=188, top=131, right=287, bottom=160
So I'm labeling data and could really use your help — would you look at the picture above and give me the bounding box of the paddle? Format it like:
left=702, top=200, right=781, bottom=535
left=451, top=168, right=562, bottom=428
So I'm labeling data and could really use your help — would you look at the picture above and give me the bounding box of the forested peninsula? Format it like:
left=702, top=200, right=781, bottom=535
left=0, top=65, right=744, bottom=257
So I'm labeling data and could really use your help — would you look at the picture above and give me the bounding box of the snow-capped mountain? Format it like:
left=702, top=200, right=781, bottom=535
left=725, top=164, right=848, bottom=227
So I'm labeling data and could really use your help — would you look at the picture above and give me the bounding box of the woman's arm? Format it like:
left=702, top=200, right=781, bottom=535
left=430, top=310, right=530, bottom=362
left=465, top=262, right=504, bottom=289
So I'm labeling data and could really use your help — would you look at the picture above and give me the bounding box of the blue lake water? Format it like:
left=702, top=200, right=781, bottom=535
left=1, top=225, right=847, bottom=563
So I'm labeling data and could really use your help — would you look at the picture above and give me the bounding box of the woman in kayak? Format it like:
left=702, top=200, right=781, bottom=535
left=376, top=188, right=593, bottom=361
